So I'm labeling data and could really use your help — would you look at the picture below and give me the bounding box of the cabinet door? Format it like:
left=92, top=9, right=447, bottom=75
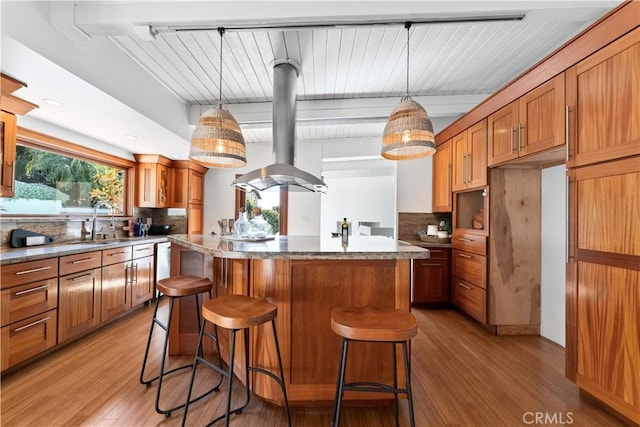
left=169, top=167, right=189, bottom=208
left=187, top=203, right=204, bottom=234
left=137, top=163, right=157, bottom=208
left=467, top=119, right=487, bottom=189
left=413, top=258, right=450, bottom=304
left=432, top=139, right=452, bottom=212
left=487, top=101, right=518, bottom=166
left=132, top=255, right=154, bottom=307
left=566, top=29, right=640, bottom=168
left=1, top=311, right=57, bottom=372
left=101, top=262, right=131, bottom=322
left=188, top=169, right=204, bottom=204
left=0, top=111, right=17, bottom=197
left=452, top=278, right=486, bottom=324
left=451, top=131, right=467, bottom=192
left=1, top=278, right=58, bottom=327
left=519, top=73, right=566, bottom=158
left=58, top=268, right=101, bottom=343
left=157, top=164, right=169, bottom=208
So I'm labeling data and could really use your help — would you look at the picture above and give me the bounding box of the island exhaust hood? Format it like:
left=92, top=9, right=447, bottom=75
left=232, top=61, right=327, bottom=193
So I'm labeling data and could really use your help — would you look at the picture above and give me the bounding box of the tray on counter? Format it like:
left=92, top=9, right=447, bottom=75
left=219, top=235, right=276, bottom=242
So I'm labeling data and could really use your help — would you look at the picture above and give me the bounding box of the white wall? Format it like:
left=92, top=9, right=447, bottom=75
left=396, top=156, right=432, bottom=212
left=540, top=165, right=566, bottom=347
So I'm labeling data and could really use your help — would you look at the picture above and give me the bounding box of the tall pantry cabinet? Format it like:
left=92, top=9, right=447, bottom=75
left=566, top=27, right=639, bottom=425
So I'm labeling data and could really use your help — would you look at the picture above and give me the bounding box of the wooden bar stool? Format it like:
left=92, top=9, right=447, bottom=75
left=331, top=306, right=418, bottom=427
left=140, top=275, right=221, bottom=417
left=181, top=294, right=291, bottom=427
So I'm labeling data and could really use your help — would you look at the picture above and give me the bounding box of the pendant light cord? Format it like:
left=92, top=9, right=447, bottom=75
left=218, top=27, right=225, bottom=105
left=405, top=22, right=411, bottom=97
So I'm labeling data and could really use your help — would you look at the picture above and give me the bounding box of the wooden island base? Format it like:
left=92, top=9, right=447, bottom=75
left=169, top=243, right=414, bottom=405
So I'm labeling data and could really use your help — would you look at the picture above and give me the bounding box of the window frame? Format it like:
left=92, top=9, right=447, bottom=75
left=5, top=126, right=136, bottom=218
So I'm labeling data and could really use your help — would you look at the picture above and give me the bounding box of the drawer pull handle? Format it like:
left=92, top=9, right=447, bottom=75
left=457, top=238, right=473, bottom=242
left=15, top=266, right=52, bottom=275
left=135, top=248, right=147, bottom=251
left=14, top=317, right=50, bottom=333
left=421, top=263, right=441, bottom=267
left=14, top=284, right=50, bottom=296
left=429, top=250, right=442, bottom=253
left=70, top=273, right=94, bottom=282
left=71, top=258, right=95, bottom=264
left=458, top=283, right=472, bottom=290
left=458, top=253, right=472, bottom=259
left=108, top=251, right=127, bottom=256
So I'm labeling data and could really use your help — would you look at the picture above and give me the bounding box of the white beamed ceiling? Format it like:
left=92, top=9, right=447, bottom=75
left=0, top=1, right=622, bottom=158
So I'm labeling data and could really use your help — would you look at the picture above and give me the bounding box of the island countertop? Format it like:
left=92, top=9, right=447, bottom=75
left=168, top=234, right=430, bottom=260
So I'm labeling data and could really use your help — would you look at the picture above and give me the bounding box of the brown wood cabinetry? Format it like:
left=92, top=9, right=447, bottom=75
left=412, top=248, right=450, bottom=304
left=488, top=74, right=566, bottom=167
left=101, top=246, right=133, bottom=322
left=169, top=166, right=189, bottom=208
left=0, top=111, right=17, bottom=197
left=58, top=268, right=101, bottom=343
left=187, top=203, right=204, bottom=234
left=188, top=169, right=204, bottom=204
left=567, top=156, right=639, bottom=424
left=566, top=28, right=640, bottom=168
left=432, top=139, right=452, bottom=212
left=452, top=119, right=487, bottom=192
left=131, top=243, right=155, bottom=307
left=451, top=231, right=487, bottom=324
left=0, top=258, right=59, bottom=371
left=134, top=155, right=171, bottom=208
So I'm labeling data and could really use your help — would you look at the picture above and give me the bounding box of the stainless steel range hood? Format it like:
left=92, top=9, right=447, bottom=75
left=232, top=61, right=327, bottom=193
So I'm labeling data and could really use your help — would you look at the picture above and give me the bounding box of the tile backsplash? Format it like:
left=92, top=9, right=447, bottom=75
left=0, top=208, right=186, bottom=248
left=397, top=212, right=452, bottom=241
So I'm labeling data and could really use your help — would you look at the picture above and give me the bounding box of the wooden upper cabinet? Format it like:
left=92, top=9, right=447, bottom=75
left=187, top=203, right=204, bottom=234
left=488, top=73, right=565, bottom=167
left=566, top=28, right=640, bottom=168
left=188, top=169, right=204, bottom=204
left=169, top=167, right=189, bottom=208
left=432, top=139, right=452, bottom=212
left=134, top=155, right=171, bottom=208
left=1, top=111, right=17, bottom=197
left=452, top=120, right=487, bottom=192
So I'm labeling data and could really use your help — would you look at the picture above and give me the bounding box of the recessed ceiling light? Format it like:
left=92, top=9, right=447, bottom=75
left=124, top=134, right=138, bottom=140
left=42, top=98, right=63, bottom=107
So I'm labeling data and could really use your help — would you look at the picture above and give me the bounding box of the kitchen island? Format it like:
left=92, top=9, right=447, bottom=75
left=167, top=234, right=428, bottom=405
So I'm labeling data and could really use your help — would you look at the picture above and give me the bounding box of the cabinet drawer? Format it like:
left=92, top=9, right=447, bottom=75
left=132, top=243, right=154, bottom=259
left=452, top=231, right=487, bottom=256
left=422, top=247, right=451, bottom=260
left=1, top=278, right=58, bottom=327
left=102, top=246, right=132, bottom=266
left=1, top=310, right=57, bottom=372
left=59, top=251, right=102, bottom=276
left=452, top=278, right=486, bottom=324
left=0, top=258, right=58, bottom=289
left=452, top=250, right=486, bottom=289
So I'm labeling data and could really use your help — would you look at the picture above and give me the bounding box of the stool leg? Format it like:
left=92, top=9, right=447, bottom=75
left=402, top=341, right=415, bottom=427
left=271, top=319, right=291, bottom=427
left=154, top=295, right=175, bottom=415
left=140, top=294, right=162, bottom=385
left=221, top=328, right=239, bottom=427
left=181, top=316, right=207, bottom=427
left=393, top=342, right=399, bottom=427
left=332, top=337, right=350, bottom=427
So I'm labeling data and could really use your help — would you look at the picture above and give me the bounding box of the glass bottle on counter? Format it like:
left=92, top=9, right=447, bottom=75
left=232, top=209, right=251, bottom=238
left=341, top=218, right=349, bottom=245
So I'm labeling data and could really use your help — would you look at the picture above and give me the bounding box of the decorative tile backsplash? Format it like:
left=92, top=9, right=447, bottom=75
left=397, top=212, right=452, bottom=241
left=0, top=208, right=186, bottom=247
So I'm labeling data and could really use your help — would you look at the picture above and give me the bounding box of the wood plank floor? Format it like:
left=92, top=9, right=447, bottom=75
left=0, top=300, right=628, bottom=426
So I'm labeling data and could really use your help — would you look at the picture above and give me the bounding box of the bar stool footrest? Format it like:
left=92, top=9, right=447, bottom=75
left=342, top=381, right=408, bottom=394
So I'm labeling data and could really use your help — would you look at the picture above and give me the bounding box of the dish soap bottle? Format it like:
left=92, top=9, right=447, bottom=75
left=341, top=218, right=349, bottom=245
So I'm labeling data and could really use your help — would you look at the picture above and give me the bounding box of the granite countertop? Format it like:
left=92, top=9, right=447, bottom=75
left=0, top=236, right=169, bottom=265
left=169, top=234, right=430, bottom=260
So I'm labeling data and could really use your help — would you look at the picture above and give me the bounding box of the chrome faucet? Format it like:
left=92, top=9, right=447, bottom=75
left=92, top=201, right=115, bottom=240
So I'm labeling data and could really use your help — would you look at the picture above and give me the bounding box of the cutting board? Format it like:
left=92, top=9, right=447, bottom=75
left=10, top=229, right=55, bottom=248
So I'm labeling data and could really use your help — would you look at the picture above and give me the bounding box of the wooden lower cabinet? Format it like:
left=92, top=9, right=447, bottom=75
left=451, top=278, right=486, bottom=324
left=131, top=255, right=154, bottom=307
left=101, top=262, right=131, bottom=322
left=1, top=311, right=57, bottom=372
left=412, top=248, right=450, bottom=304
left=58, top=268, right=101, bottom=343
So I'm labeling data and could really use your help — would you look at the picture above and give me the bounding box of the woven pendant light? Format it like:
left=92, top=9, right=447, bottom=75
left=189, top=28, right=246, bottom=168
left=381, top=22, right=436, bottom=160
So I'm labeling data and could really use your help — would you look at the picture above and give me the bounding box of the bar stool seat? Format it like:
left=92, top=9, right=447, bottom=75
left=182, top=294, right=291, bottom=427
left=140, top=275, right=221, bottom=417
left=331, top=306, right=418, bottom=427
